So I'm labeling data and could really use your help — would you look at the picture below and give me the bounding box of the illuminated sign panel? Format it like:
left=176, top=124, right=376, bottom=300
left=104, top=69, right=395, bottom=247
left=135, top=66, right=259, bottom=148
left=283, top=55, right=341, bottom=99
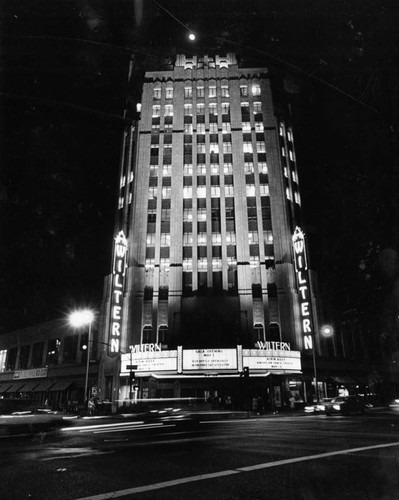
left=292, top=227, right=314, bottom=352
left=108, top=231, right=128, bottom=357
left=119, top=346, right=301, bottom=376
left=183, top=349, right=237, bottom=371
left=243, top=349, right=301, bottom=371
left=121, top=349, right=177, bottom=373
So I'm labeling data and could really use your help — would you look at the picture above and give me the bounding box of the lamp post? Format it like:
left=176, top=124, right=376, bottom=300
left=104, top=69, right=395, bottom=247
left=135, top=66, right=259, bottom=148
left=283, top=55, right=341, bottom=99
left=69, top=309, right=95, bottom=405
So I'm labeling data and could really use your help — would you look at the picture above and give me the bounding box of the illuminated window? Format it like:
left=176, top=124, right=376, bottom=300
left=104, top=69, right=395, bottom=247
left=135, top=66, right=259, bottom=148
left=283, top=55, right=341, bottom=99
left=224, top=162, right=233, bottom=174
left=197, top=186, right=207, bottom=198
left=258, top=162, right=268, bottom=174
left=281, top=147, right=286, bottom=157
left=198, top=232, right=207, bottom=244
left=286, top=187, right=292, bottom=200
left=183, top=258, right=193, bottom=271
left=197, top=87, right=204, bottom=98
left=184, top=86, right=192, bottom=98
left=209, top=86, right=216, bottom=98
left=162, top=165, right=171, bottom=176
left=150, top=165, right=158, bottom=177
left=246, top=184, right=256, bottom=197
left=118, top=197, right=124, bottom=209
left=279, top=123, right=284, bottom=136
left=183, top=208, right=193, bottom=221
left=222, top=122, right=231, bottom=133
left=185, top=123, right=193, bottom=134
left=255, top=122, right=264, bottom=132
left=241, top=102, right=250, bottom=112
left=209, top=103, right=217, bottom=115
left=210, top=143, right=219, bottom=154
left=160, top=258, right=170, bottom=269
left=248, top=231, right=259, bottom=244
left=294, top=192, right=301, bottom=205
left=212, top=258, right=222, bottom=270
left=211, top=186, right=221, bottom=197
left=211, top=164, right=219, bottom=174
left=153, top=87, right=161, bottom=100
left=197, top=208, right=207, bottom=221
left=184, top=104, right=192, bottom=116
left=225, top=185, right=234, bottom=196
left=165, top=105, right=173, bottom=116
left=197, top=123, right=205, bottom=134
left=183, top=164, right=193, bottom=175
left=212, top=233, right=222, bottom=245
left=152, top=123, right=160, bottom=132
left=221, top=103, right=230, bottom=114
left=221, top=85, right=229, bottom=97
left=146, top=233, right=156, bottom=246
left=223, top=142, right=232, bottom=154
left=161, top=233, right=171, bottom=246
left=198, top=257, right=208, bottom=270
left=227, top=256, right=237, bottom=267
left=250, top=256, right=260, bottom=268
left=243, top=142, right=253, bottom=153
left=260, top=184, right=269, bottom=196
left=197, top=103, right=205, bottom=115
left=287, top=128, right=293, bottom=141
left=183, top=233, right=193, bottom=245
left=284, top=167, right=288, bottom=177
left=253, top=102, right=262, bottom=113
left=244, top=162, right=254, bottom=174
left=152, top=105, right=161, bottom=117
left=252, top=84, right=261, bottom=96
left=292, top=170, right=297, bottom=183
left=289, top=149, right=295, bottom=161
left=242, top=122, right=251, bottom=131
left=162, top=187, right=171, bottom=198
left=145, top=258, right=155, bottom=269
left=164, top=123, right=173, bottom=132
left=240, top=85, right=248, bottom=96
left=165, top=87, right=173, bottom=99
left=209, top=122, right=218, bottom=133
left=226, top=232, right=236, bottom=244
left=264, top=230, right=273, bottom=243
left=183, top=186, right=193, bottom=198
left=197, top=144, right=206, bottom=154
left=256, top=141, right=266, bottom=152
left=197, top=164, right=207, bottom=174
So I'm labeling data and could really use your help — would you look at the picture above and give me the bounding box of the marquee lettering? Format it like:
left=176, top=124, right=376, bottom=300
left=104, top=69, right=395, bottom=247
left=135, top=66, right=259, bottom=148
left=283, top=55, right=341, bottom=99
left=293, top=227, right=314, bottom=352
left=108, top=231, right=128, bottom=358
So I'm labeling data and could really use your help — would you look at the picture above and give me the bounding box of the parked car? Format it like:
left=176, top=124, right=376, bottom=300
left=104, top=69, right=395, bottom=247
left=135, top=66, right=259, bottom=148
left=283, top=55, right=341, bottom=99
left=324, top=395, right=365, bottom=416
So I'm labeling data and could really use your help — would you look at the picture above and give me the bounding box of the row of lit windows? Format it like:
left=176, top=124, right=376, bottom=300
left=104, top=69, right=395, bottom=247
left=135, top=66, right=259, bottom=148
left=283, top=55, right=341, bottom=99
left=153, top=84, right=260, bottom=101
left=145, top=255, right=273, bottom=271
left=152, top=101, right=262, bottom=118
left=152, top=122, right=264, bottom=134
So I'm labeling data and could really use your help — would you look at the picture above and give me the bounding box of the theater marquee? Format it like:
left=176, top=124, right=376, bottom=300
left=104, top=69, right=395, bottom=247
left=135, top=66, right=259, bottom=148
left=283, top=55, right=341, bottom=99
left=120, top=344, right=301, bottom=376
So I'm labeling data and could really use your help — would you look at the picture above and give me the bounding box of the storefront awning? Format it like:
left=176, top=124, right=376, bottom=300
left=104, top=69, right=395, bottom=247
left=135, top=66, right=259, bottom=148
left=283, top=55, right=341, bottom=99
left=32, top=381, right=55, bottom=392
left=0, top=383, right=12, bottom=393
left=18, top=381, right=41, bottom=392
left=4, top=383, right=25, bottom=393
left=49, top=381, right=73, bottom=391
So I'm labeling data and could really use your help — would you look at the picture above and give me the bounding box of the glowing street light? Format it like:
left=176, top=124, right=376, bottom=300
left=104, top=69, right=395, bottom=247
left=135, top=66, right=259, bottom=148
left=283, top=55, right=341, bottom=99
left=188, top=32, right=196, bottom=41
left=69, top=309, right=95, bottom=404
left=321, top=325, right=334, bottom=338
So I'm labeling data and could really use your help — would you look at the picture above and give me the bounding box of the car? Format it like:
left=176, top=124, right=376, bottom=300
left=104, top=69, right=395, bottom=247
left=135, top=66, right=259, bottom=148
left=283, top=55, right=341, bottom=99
left=389, top=397, right=399, bottom=411
left=324, top=395, right=365, bottom=416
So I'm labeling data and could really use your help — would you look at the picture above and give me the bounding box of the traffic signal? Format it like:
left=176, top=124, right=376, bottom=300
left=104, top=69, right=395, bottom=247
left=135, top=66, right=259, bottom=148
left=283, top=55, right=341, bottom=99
left=242, top=367, right=250, bottom=378
left=80, top=333, right=88, bottom=351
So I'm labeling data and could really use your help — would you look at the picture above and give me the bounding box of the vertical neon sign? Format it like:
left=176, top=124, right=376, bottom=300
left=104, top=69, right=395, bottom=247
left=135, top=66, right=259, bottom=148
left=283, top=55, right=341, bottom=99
left=292, top=227, right=314, bottom=352
left=108, top=230, right=128, bottom=357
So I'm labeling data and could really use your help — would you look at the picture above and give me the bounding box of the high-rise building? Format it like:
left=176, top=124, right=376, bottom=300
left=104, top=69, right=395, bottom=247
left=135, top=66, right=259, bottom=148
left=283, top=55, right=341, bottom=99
left=99, top=54, right=321, bottom=408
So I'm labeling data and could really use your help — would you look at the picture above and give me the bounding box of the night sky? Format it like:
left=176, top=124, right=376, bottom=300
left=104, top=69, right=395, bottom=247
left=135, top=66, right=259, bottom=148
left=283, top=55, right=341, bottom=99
left=1, top=0, right=399, bottom=338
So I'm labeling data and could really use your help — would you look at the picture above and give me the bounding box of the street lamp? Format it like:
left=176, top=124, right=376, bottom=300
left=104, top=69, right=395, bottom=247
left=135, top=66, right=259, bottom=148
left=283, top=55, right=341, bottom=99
left=69, top=309, right=95, bottom=404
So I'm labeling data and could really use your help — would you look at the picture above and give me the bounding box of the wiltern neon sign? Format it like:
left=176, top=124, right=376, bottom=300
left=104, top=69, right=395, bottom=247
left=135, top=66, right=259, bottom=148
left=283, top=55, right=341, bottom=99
left=109, top=231, right=128, bottom=357
left=292, top=227, right=314, bottom=351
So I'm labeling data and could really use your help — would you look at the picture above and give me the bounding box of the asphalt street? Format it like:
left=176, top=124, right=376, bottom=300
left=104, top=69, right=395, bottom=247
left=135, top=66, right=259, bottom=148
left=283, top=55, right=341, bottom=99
left=1, top=410, right=399, bottom=500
